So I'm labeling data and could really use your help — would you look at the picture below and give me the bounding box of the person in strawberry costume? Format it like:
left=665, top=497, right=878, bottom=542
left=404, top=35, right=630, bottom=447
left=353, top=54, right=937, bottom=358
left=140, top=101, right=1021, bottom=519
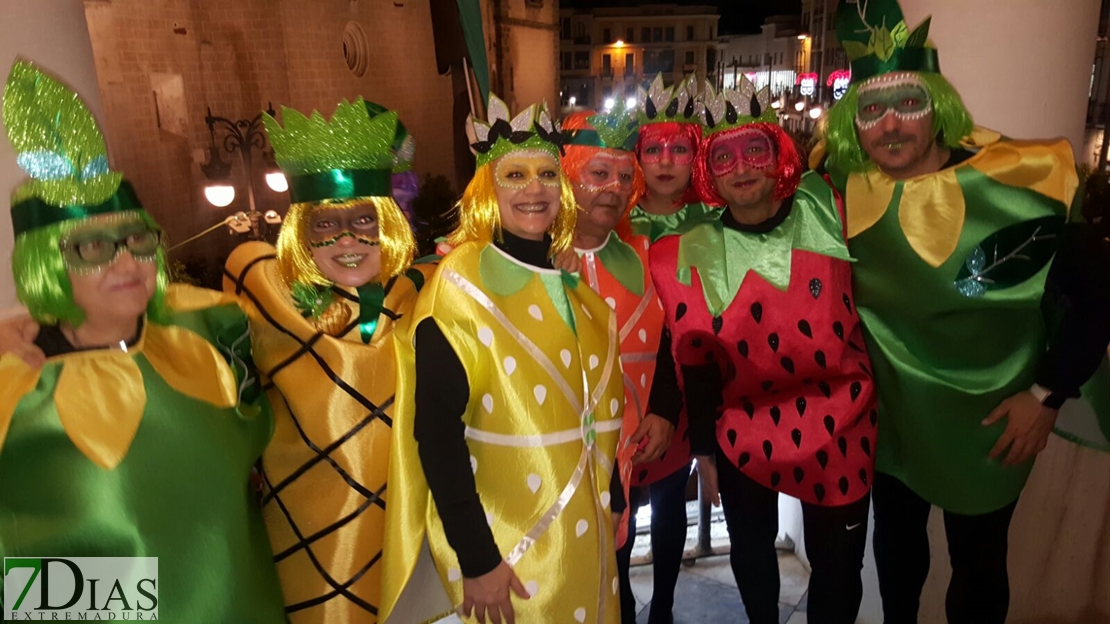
left=648, top=79, right=877, bottom=624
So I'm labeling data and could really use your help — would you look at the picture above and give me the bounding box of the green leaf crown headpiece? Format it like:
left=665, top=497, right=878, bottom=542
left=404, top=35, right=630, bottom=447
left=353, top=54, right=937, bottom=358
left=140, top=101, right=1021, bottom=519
left=568, top=103, right=640, bottom=152
left=264, top=97, right=399, bottom=204
left=468, top=94, right=567, bottom=168
left=836, top=0, right=939, bottom=84
left=699, top=77, right=778, bottom=136
left=4, top=60, right=142, bottom=236
left=637, top=74, right=701, bottom=127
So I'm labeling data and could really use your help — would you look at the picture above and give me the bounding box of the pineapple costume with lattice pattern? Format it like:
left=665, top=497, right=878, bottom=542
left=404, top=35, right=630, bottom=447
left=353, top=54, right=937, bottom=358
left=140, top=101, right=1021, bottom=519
left=223, top=98, right=433, bottom=624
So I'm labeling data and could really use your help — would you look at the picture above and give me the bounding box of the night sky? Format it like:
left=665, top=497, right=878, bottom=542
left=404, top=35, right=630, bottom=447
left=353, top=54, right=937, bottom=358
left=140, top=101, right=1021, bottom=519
left=560, top=0, right=804, bottom=35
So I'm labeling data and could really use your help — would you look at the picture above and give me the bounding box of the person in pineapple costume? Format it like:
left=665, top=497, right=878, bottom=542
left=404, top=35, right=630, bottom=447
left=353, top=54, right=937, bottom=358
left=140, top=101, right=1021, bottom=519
left=381, top=95, right=625, bottom=624
left=222, top=98, right=444, bottom=624
left=558, top=108, right=684, bottom=624
left=648, top=79, right=878, bottom=624
left=815, top=2, right=1110, bottom=622
left=0, top=61, right=286, bottom=622
left=627, top=74, right=720, bottom=242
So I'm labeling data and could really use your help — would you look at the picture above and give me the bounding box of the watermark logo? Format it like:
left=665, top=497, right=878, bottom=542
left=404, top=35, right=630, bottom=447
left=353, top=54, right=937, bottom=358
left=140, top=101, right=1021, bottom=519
left=3, top=557, right=158, bottom=620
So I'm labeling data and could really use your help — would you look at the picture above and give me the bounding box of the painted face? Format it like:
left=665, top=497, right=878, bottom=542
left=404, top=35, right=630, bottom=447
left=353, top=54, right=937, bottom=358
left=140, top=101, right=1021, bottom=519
left=855, top=73, right=939, bottom=177
left=855, top=75, right=933, bottom=130
left=493, top=149, right=562, bottom=241
left=308, top=202, right=382, bottom=287
left=709, top=127, right=779, bottom=211
left=707, top=127, right=776, bottom=178
left=65, top=213, right=159, bottom=324
left=573, top=150, right=635, bottom=241
left=638, top=125, right=695, bottom=200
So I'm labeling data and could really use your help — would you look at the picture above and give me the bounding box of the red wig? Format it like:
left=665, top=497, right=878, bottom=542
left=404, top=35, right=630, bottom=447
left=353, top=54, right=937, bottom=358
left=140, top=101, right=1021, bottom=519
left=635, top=121, right=703, bottom=207
left=693, top=122, right=802, bottom=208
left=561, top=111, right=647, bottom=216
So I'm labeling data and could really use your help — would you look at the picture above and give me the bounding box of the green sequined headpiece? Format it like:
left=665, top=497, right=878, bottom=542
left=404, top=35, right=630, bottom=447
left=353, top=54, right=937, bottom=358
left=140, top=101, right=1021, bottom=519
left=4, top=61, right=142, bottom=236
left=836, top=0, right=938, bottom=84
left=468, top=94, right=567, bottom=167
left=699, top=77, right=778, bottom=136
left=264, top=97, right=399, bottom=204
left=569, top=104, right=640, bottom=152
left=637, top=74, right=701, bottom=126
left=364, top=100, right=415, bottom=173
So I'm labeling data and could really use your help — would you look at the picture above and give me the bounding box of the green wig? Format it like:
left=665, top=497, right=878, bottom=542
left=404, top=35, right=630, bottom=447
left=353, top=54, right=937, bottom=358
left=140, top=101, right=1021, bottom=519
left=12, top=211, right=170, bottom=327
left=824, top=72, right=974, bottom=175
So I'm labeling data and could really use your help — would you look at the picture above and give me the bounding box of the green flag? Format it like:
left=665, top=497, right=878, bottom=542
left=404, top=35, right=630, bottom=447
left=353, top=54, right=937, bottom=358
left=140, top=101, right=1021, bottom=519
left=456, top=0, right=490, bottom=102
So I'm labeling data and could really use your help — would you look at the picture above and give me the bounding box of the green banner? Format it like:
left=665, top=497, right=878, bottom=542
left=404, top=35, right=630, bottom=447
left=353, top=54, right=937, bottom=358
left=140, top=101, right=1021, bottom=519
left=456, top=0, right=490, bottom=102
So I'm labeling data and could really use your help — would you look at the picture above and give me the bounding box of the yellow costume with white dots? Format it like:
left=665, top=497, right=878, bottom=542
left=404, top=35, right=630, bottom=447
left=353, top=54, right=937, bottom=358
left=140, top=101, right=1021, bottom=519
left=383, top=240, right=624, bottom=624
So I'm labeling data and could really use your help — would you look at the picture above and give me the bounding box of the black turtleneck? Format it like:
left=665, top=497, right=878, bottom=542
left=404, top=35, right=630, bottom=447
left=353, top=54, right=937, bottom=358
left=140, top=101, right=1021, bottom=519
left=413, top=232, right=625, bottom=579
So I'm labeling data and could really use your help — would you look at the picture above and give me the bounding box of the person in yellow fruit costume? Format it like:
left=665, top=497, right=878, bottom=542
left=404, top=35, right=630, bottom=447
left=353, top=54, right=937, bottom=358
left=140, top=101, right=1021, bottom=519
left=222, top=98, right=436, bottom=624
left=381, top=95, right=626, bottom=624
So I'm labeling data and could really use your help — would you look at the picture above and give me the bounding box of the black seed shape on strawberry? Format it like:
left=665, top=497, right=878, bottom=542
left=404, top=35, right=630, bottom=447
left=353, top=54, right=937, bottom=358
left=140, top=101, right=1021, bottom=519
left=770, top=471, right=781, bottom=488
left=833, top=321, right=844, bottom=341
left=639, top=469, right=649, bottom=482
left=742, top=400, right=755, bottom=418
left=814, top=350, right=827, bottom=369
left=849, top=341, right=864, bottom=353
left=850, top=381, right=862, bottom=402
left=684, top=98, right=697, bottom=119
left=859, top=468, right=869, bottom=487
left=768, top=333, right=779, bottom=352
left=795, top=397, right=807, bottom=417
left=761, top=380, right=774, bottom=391
left=818, top=381, right=832, bottom=398
left=791, top=428, right=802, bottom=448
left=839, top=476, right=850, bottom=496
left=770, top=406, right=781, bottom=426
left=666, top=98, right=680, bottom=118
left=676, top=302, right=688, bottom=321
left=859, top=362, right=872, bottom=377
left=793, top=466, right=805, bottom=484
left=809, top=278, right=822, bottom=299
left=645, top=98, right=658, bottom=118
left=843, top=293, right=852, bottom=314
left=691, top=338, right=703, bottom=348
left=750, top=302, right=763, bottom=323
left=814, top=483, right=826, bottom=502
left=725, top=101, right=739, bottom=124
left=763, top=440, right=773, bottom=460
left=798, top=320, right=813, bottom=338
left=861, top=437, right=872, bottom=457
left=738, top=452, right=751, bottom=467
left=869, top=409, right=878, bottom=427
left=780, top=357, right=795, bottom=374
left=727, top=429, right=738, bottom=446
left=816, top=450, right=829, bottom=469
left=824, top=415, right=835, bottom=436
left=838, top=436, right=848, bottom=457
left=712, top=316, right=723, bottom=335
left=736, top=340, right=749, bottom=358
left=750, top=93, right=762, bottom=118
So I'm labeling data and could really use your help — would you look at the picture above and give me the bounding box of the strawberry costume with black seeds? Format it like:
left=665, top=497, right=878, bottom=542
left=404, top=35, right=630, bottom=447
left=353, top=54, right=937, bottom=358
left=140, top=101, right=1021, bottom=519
left=647, top=78, right=877, bottom=624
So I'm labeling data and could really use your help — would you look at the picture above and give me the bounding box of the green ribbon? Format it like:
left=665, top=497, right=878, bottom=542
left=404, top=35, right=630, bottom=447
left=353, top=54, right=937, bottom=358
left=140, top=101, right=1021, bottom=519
left=11, top=181, right=144, bottom=236
left=355, top=282, right=385, bottom=343
left=850, top=47, right=941, bottom=83
left=569, top=129, right=638, bottom=152
left=288, top=169, right=393, bottom=204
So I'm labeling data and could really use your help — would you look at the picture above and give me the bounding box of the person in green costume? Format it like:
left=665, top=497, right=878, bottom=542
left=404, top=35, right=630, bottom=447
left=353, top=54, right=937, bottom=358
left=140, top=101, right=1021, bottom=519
left=814, top=2, right=1110, bottom=623
left=0, top=61, right=286, bottom=622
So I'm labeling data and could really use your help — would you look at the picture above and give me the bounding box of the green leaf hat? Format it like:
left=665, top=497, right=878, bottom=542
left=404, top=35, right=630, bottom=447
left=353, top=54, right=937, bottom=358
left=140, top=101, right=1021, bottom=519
left=264, top=97, right=400, bottom=204
left=4, top=60, right=142, bottom=236
left=836, top=0, right=939, bottom=83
